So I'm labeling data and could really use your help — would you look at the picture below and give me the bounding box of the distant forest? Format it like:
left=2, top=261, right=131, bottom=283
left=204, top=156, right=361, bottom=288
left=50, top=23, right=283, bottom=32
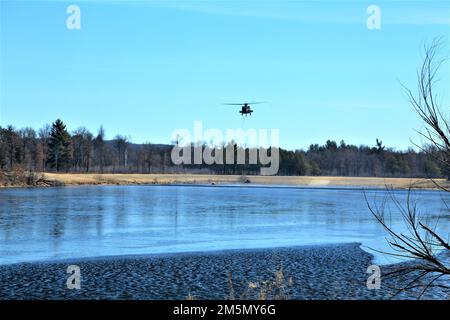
left=0, top=119, right=447, bottom=178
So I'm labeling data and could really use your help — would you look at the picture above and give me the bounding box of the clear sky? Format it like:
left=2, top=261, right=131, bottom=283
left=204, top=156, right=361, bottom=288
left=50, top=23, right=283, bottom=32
left=1, top=0, right=449, bottom=150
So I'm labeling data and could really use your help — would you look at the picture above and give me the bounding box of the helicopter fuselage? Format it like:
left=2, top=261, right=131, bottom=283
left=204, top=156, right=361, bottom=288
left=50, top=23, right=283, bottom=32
left=239, top=105, right=253, bottom=115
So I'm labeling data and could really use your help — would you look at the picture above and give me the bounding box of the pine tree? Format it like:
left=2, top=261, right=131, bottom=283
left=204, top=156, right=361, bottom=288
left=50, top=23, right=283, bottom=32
left=93, top=126, right=106, bottom=172
left=47, top=119, right=72, bottom=172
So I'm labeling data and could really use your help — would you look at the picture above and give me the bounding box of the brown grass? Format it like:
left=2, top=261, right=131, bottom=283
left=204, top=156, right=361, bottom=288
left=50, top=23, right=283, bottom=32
left=38, top=173, right=448, bottom=190
left=227, top=267, right=292, bottom=300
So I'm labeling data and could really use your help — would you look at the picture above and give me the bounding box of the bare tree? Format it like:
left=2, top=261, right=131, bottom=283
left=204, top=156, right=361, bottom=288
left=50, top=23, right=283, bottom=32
left=367, top=39, right=450, bottom=299
left=403, top=38, right=450, bottom=184
left=366, top=187, right=449, bottom=299
left=72, top=127, right=93, bottom=172
left=113, top=135, right=129, bottom=171
left=37, top=124, right=51, bottom=172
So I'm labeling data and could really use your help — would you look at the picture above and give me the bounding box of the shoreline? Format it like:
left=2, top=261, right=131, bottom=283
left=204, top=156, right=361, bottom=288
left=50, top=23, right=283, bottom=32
left=0, top=242, right=371, bottom=267
left=1, top=172, right=446, bottom=190
left=1, top=243, right=446, bottom=300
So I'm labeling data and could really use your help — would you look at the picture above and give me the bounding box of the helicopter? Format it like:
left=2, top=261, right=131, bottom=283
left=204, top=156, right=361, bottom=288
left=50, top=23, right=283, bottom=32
left=224, top=102, right=265, bottom=116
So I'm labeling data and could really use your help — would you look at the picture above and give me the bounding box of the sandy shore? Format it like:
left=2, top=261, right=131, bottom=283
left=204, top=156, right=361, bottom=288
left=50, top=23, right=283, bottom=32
left=36, top=173, right=446, bottom=190
left=0, top=243, right=447, bottom=300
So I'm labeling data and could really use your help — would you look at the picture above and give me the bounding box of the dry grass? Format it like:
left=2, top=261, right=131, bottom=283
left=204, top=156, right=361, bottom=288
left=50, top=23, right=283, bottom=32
left=227, top=267, right=293, bottom=300
left=39, top=173, right=447, bottom=189
left=184, top=268, right=292, bottom=300
left=185, top=293, right=195, bottom=300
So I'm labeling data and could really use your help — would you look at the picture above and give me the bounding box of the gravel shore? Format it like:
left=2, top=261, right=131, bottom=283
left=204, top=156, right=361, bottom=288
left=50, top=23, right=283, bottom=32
left=0, top=243, right=447, bottom=300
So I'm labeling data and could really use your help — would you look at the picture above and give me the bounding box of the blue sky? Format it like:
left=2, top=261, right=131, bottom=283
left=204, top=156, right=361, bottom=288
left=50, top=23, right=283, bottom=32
left=1, top=0, right=449, bottom=150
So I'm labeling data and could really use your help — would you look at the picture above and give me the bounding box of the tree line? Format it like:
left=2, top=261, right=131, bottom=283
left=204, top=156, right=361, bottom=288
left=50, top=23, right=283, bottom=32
left=0, top=118, right=446, bottom=178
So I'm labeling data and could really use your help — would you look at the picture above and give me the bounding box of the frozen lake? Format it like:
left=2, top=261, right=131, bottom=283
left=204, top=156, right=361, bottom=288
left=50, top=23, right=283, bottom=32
left=0, top=184, right=448, bottom=265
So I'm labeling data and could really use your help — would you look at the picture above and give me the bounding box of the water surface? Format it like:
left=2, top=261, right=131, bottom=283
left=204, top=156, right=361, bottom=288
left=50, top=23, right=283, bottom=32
left=0, top=185, right=448, bottom=265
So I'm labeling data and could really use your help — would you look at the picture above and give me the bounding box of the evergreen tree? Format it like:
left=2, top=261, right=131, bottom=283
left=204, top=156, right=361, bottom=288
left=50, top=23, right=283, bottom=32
left=93, top=126, right=106, bottom=172
left=424, top=158, right=441, bottom=178
left=0, top=125, right=22, bottom=170
left=47, top=119, right=72, bottom=172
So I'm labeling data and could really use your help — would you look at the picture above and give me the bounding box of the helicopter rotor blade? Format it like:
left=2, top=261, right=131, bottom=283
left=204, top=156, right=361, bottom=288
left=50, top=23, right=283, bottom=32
left=247, top=101, right=266, bottom=104
left=223, top=101, right=267, bottom=105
